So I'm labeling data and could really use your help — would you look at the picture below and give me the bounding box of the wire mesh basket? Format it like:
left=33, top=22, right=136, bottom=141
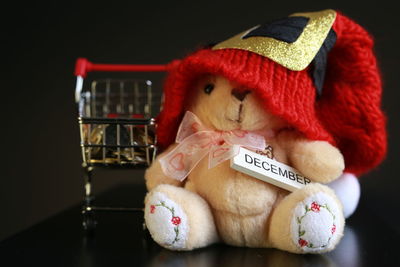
left=74, top=58, right=166, bottom=231
left=79, top=79, right=157, bottom=167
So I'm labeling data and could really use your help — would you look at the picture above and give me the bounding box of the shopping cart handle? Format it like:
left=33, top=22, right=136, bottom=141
left=74, top=58, right=168, bottom=77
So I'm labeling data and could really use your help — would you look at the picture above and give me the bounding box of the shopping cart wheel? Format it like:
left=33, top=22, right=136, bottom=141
left=83, top=216, right=97, bottom=231
left=82, top=209, right=97, bottom=233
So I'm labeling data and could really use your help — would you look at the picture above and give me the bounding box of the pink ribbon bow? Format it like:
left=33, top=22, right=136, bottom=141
left=159, top=111, right=267, bottom=181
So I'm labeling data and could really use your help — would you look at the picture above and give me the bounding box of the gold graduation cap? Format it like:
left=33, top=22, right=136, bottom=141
left=212, top=9, right=336, bottom=71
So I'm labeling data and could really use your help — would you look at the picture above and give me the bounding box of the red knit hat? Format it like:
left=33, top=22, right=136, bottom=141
left=157, top=10, right=386, bottom=176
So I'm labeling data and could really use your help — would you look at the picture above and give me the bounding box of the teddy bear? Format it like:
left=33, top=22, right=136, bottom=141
left=143, top=9, right=386, bottom=254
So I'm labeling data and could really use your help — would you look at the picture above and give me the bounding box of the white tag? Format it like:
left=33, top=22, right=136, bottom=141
left=230, top=146, right=311, bottom=192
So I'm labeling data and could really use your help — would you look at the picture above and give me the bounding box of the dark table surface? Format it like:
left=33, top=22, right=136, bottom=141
left=1, top=183, right=399, bottom=267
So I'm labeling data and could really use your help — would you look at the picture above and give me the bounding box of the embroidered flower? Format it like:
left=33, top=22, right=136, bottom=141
left=331, top=224, right=336, bottom=234
left=171, top=216, right=181, bottom=225
left=310, top=202, right=321, bottom=212
left=299, top=238, right=308, bottom=247
left=150, top=205, right=156, bottom=214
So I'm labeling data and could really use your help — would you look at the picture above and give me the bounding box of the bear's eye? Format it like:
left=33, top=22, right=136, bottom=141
left=204, top=83, right=214, bottom=95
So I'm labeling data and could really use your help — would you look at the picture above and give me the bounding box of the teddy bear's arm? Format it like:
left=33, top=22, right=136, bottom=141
left=145, top=143, right=183, bottom=191
left=276, top=131, right=345, bottom=184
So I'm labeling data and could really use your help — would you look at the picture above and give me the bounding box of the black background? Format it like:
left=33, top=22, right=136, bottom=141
left=1, top=0, right=399, bottom=241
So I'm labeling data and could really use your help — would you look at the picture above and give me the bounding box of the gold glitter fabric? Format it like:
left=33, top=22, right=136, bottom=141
left=212, top=9, right=336, bottom=71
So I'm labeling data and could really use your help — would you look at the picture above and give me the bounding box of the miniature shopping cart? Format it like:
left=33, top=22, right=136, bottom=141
left=74, top=58, right=166, bottom=231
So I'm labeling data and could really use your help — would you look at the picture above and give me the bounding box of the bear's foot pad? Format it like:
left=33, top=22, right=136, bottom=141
left=291, top=192, right=343, bottom=253
left=145, top=191, right=189, bottom=250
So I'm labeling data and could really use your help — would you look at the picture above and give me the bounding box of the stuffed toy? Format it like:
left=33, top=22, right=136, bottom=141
left=143, top=9, right=386, bottom=254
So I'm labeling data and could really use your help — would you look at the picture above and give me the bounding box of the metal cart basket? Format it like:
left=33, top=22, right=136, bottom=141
left=74, top=58, right=166, bottom=230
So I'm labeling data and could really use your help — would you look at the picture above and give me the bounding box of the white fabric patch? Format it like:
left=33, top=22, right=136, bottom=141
left=328, top=173, right=360, bottom=218
left=290, top=192, right=341, bottom=253
left=145, top=191, right=189, bottom=249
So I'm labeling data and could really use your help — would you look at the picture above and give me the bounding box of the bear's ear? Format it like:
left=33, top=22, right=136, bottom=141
left=317, top=12, right=386, bottom=175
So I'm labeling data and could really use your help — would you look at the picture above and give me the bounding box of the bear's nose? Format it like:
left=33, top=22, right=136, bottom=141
left=231, top=89, right=250, bottom=101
